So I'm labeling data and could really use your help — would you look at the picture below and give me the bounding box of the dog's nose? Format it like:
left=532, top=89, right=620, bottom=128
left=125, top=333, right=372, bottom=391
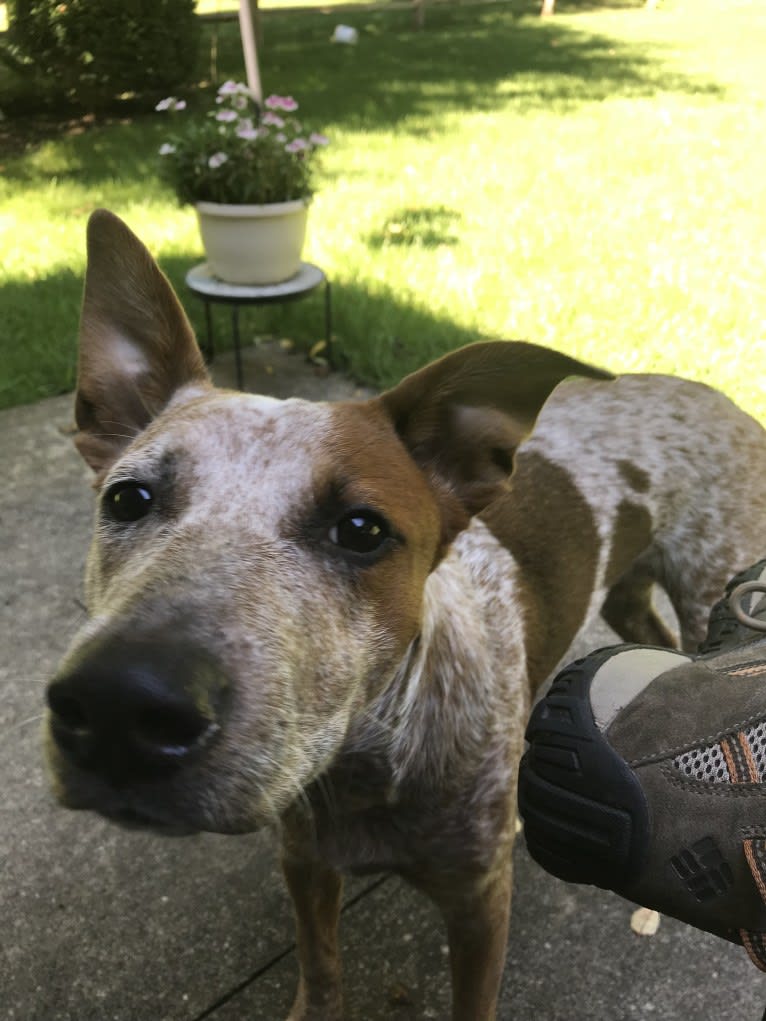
left=46, top=638, right=228, bottom=783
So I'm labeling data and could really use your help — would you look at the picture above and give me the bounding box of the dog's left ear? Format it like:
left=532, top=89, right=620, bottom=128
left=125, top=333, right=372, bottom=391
left=74, top=209, right=211, bottom=474
left=378, top=340, right=613, bottom=524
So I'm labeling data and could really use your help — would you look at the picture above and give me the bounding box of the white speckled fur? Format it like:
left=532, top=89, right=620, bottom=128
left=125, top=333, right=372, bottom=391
left=45, top=211, right=766, bottom=1021
left=524, top=374, right=766, bottom=650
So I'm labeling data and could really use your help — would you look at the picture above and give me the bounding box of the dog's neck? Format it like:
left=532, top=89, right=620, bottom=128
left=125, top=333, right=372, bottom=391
left=349, top=521, right=529, bottom=771
left=289, top=520, right=530, bottom=872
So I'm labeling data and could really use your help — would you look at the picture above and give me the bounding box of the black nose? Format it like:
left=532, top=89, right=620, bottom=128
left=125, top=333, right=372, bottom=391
left=46, top=637, right=229, bottom=784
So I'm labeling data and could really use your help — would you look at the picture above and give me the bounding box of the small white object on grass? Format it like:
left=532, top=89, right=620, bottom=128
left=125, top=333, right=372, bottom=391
left=331, top=24, right=359, bottom=44
left=630, top=906, right=661, bottom=936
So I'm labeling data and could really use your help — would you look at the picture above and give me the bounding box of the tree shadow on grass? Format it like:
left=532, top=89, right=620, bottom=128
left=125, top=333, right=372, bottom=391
left=0, top=268, right=82, bottom=410
left=2, top=3, right=725, bottom=186
left=367, top=205, right=463, bottom=249
left=511, top=0, right=646, bottom=12
left=266, top=4, right=725, bottom=132
left=0, top=254, right=484, bottom=409
left=162, top=254, right=482, bottom=390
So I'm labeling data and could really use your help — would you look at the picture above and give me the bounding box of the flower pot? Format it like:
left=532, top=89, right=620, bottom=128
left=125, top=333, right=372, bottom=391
left=195, top=199, right=309, bottom=285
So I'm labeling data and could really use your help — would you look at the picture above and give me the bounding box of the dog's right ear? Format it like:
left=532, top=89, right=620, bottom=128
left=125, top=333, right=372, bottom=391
left=378, top=340, right=613, bottom=547
left=74, top=209, right=211, bottom=474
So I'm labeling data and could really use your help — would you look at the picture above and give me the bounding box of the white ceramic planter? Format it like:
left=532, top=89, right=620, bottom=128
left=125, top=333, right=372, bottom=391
left=195, top=199, right=309, bottom=285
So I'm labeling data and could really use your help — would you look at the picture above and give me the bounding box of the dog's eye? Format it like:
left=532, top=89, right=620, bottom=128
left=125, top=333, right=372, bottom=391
left=329, top=511, right=391, bottom=556
left=104, top=481, right=154, bottom=523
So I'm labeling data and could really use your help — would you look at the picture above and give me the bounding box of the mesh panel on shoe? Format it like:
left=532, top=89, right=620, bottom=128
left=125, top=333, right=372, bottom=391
left=674, top=744, right=731, bottom=783
left=673, top=719, right=766, bottom=783
left=745, top=720, right=766, bottom=778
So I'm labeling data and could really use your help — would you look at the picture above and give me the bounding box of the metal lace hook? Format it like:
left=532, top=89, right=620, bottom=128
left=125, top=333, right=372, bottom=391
left=729, top=580, right=766, bottom=632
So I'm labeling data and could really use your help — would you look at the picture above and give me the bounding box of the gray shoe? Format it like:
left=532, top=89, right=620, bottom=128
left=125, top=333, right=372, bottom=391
left=520, top=625, right=766, bottom=971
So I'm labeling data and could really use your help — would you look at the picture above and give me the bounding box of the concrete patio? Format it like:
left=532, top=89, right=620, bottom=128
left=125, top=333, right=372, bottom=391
left=2, top=340, right=765, bottom=1021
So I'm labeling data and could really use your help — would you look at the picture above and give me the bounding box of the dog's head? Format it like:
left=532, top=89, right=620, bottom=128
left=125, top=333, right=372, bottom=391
left=44, top=210, right=610, bottom=834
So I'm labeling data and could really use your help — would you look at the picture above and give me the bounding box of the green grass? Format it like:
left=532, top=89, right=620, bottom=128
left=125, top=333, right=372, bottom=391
left=2, top=0, right=766, bottom=423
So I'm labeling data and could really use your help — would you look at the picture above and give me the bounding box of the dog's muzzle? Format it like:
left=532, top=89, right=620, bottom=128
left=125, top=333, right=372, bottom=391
left=46, top=635, right=229, bottom=787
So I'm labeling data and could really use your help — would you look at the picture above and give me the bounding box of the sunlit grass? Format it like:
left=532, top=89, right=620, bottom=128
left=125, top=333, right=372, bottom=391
left=2, top=0, right=766, bottom=423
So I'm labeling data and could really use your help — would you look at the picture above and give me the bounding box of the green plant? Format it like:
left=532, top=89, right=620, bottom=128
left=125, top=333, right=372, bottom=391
left=157, top=82, right=329, bottom=205
left=1, top=0, right=200, bottom=110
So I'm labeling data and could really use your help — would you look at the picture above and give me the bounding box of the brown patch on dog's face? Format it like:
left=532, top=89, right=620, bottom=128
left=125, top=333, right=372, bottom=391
left=48, top=390, right=445, bottom=834
left=316, top=402, right=445, bottom=672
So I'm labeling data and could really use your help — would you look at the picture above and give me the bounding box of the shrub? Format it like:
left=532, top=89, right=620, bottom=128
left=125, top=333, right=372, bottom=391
left=2, top=0, right=201, bottom=111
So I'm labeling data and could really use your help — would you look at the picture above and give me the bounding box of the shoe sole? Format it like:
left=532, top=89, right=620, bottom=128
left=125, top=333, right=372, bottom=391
left=519, top=646, right=651, bottom=892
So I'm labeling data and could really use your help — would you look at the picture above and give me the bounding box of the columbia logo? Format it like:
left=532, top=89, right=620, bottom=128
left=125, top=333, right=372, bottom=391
left=670, top=837, right=734, bottom=902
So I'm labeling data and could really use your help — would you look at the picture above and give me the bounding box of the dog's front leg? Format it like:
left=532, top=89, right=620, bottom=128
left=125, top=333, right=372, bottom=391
left=282, top=855, right=344, bottom=1021
left=415, top=858, right=513, bottom=1021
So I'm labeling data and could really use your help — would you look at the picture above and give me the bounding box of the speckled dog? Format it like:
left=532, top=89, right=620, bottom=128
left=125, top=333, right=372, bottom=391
left=45, top=210, right=766, bottom=1021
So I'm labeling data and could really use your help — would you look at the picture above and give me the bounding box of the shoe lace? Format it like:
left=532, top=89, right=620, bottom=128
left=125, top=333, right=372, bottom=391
left=729, top=581, right=766, bottom=633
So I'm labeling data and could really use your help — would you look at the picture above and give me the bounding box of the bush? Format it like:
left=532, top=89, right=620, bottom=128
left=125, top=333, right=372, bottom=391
left=2, top=0, right=201, bottom=111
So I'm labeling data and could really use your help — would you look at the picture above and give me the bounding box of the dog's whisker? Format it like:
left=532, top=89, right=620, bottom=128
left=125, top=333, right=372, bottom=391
left=2, top=712, right=45, bottom=738
left=90, top=429, right=139, bottom=444
left=312, top=772, right=338, bottom=823
left=259, top=787, right=285, bottom=830
left=284, top=769, right=313, bottom=819
left=0, top=672, right=52, bottom=688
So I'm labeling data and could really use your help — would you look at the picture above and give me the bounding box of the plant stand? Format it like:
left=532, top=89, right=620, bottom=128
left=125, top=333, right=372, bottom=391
left=185, top=262, right=332, bottom=390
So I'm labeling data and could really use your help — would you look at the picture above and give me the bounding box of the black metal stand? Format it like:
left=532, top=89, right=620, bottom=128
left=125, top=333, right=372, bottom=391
left=185, top=262, right=333, bottom=390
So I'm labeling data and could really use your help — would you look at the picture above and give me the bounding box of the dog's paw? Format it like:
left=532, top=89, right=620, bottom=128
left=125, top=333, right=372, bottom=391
left=287, top=1006, right=343, bottom=1021
left=286, top=986, right=344, bottom=1021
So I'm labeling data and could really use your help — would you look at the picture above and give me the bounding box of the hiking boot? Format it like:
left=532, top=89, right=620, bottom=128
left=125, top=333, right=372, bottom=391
left=518, top=632, right=766, bottom=971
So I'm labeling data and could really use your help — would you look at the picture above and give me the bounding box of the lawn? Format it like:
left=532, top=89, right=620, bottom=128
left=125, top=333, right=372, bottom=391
left=1, top=0, right=765, bottom=421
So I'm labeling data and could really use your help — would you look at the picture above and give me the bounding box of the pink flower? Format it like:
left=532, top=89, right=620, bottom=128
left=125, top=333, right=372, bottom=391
left=261, top=111, right=285, bottom=128
left=285, top=138, right=308, bottom=153
left=208, top=151, right=228, bottom=169
left=309, top=132, right=329, bottom=147
left=216, top=109, right=238, bottom=123
left=236, top=121, right=259, bottom=140
left=265, top=94, right=299, bottom=112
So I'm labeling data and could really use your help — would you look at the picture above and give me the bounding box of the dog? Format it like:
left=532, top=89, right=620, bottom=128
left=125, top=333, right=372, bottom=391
left=45, top=209, right=766, bottom=1020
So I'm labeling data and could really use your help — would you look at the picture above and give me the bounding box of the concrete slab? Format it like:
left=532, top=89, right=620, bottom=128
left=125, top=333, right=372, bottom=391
left=214, top=850, right=763, bottom=1021
left=2, top=342, right=765, bottom=1021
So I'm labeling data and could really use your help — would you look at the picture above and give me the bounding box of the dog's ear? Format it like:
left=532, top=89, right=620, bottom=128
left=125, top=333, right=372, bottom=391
left=74, top=209, right=211, bottom=474
left=378, top=340, right=613, bottom=533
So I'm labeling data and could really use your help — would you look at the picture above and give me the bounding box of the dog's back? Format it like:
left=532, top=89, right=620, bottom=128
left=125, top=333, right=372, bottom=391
left=518, top=375, right=766, bottom=661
